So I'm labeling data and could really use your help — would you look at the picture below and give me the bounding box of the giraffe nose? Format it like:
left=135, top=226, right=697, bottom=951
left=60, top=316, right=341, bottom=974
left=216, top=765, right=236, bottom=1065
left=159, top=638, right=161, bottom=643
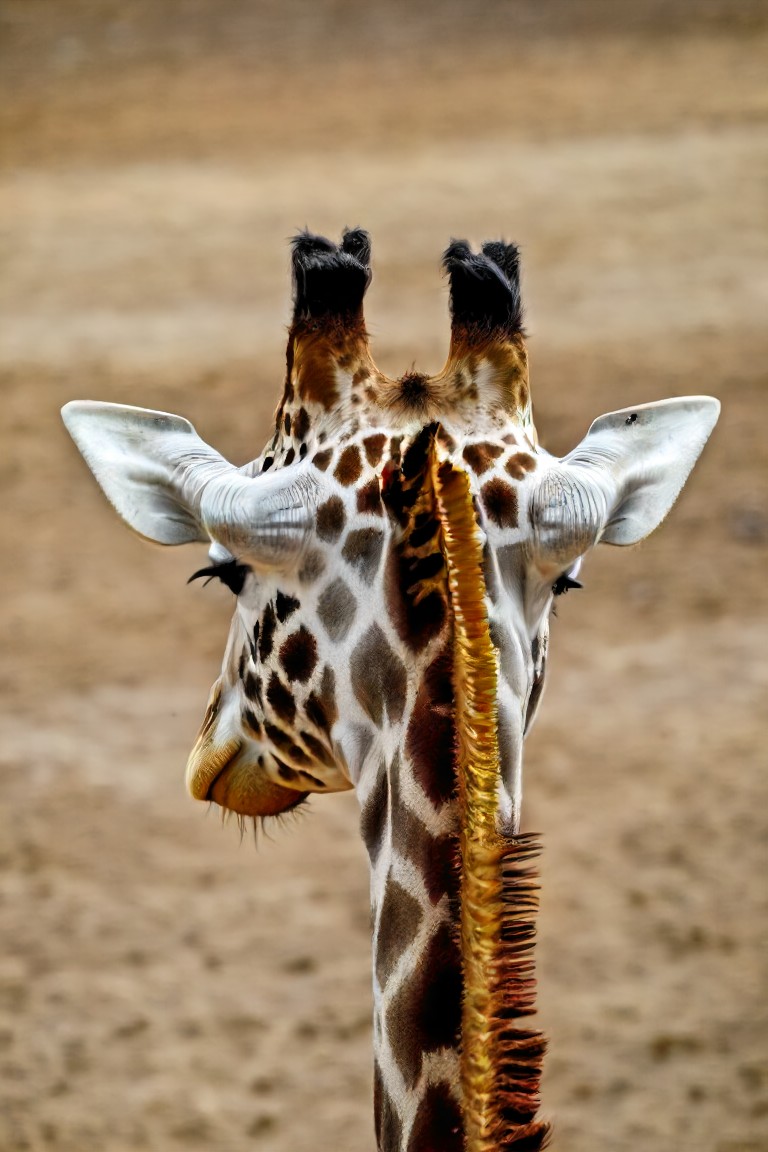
left=185, top=679, right=237, bottom=802
left=185, top=679, right=305, bottom=818
left=206, top=753, right=305, bottom=818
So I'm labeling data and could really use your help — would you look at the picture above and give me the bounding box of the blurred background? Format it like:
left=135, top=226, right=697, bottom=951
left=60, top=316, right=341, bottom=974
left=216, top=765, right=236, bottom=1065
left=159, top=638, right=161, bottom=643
left=1, top=2, right=767, bottom=1150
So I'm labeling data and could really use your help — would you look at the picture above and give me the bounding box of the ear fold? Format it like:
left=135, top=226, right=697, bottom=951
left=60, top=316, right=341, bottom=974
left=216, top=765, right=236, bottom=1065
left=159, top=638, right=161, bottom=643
left=62, top=401, right=230, bottom=545
left=565, top=396, right=720, bottom=546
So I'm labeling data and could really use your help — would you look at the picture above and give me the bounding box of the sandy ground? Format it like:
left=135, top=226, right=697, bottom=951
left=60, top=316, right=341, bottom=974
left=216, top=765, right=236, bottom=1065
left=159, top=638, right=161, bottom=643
left=1, top=3, right=767, bottom=1150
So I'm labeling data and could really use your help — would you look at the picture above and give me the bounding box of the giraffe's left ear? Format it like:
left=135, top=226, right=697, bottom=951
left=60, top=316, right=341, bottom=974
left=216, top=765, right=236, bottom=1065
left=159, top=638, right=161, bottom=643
left=62, top=400, right=326, bottom=569
left=530, top=396, right=720, bottom=561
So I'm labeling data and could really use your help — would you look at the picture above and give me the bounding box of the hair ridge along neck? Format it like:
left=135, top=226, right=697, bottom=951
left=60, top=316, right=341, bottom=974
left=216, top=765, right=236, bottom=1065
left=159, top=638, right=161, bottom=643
left=436, top=460, right=550, bottom=1151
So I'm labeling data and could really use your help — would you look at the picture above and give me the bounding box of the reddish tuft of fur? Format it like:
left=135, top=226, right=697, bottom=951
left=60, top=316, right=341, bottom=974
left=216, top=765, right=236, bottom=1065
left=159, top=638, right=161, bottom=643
left=489, top=834, right=550, bottom=1149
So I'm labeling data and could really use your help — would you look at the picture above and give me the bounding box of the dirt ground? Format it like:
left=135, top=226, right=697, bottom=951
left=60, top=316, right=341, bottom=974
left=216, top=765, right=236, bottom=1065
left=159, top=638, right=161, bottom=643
left=1, top=3, right=767, bottom=1150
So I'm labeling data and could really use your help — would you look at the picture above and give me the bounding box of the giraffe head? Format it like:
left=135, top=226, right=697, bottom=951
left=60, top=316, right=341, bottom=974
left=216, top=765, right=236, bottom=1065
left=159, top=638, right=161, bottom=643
left=62, top=229, right=718, bottom=830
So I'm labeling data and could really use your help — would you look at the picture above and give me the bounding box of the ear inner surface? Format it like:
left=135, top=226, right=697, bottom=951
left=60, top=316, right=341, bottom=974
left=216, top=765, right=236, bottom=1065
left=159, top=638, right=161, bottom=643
left=563, top=396, right=721, bottom=547
left=61, top=400, right=224, bottom=545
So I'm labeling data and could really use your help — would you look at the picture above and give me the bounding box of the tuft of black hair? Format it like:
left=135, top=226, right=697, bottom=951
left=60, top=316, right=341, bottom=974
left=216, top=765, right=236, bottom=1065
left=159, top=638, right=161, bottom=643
left=552, top=573, right=583, bottom=597
left=443, top=238, right=523, bottom=337
left=339, top=226, right=371, bottom=265
left=188, top=560, right=250, bottom=596
left=291, top=228, right=372, bottom=322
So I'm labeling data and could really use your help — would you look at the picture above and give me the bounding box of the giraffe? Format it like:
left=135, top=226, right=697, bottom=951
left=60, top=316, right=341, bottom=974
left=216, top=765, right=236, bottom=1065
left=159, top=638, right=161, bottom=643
left=62, top=228, right=719, bottom=1151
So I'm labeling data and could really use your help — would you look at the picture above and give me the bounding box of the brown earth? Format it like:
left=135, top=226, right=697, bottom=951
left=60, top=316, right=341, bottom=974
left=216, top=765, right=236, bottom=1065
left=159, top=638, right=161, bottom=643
left=1, top=3, right=767, bottom=1150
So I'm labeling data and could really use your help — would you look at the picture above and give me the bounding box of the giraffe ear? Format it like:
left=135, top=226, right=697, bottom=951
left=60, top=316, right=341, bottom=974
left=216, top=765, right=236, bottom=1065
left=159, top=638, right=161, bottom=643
left=62, top=400, right=219, bottom=544
left=564, top=393, right=723, bottom=546
left=566, top=396, right=720, bottom=546
left=62, top=401, right=325, bottom=568
left=530, top=396, right=720, bottom=562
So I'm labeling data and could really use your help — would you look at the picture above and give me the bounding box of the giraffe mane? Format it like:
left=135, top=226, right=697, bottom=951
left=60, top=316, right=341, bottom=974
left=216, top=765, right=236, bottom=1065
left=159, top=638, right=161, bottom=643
left=437, top=461, right=549, bottom=1152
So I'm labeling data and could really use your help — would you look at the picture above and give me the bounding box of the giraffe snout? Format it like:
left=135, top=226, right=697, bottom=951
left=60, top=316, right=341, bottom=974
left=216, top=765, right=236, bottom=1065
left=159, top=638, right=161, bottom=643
left=186, top=679, right=305, bottom=818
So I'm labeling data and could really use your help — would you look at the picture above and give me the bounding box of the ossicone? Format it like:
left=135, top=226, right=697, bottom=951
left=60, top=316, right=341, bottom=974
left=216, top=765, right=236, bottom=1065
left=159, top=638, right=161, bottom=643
left=290, top=227, right=372, bottom=323
left=443, top=238, right=524, bottom=339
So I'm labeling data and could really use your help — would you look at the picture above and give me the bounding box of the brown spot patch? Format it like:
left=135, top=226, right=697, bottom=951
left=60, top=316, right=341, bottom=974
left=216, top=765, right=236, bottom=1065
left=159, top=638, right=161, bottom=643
left=298, top=548, right=326, bottom=584
left=385, top=552, right=448, bottom=656
left=305, top=665, right=338, bottom=733
left=243, top=668, right=262, bottom=706
left=386, top=921, right=463, bottom=1088
left=391, top=755, right=459, bottom=908
left=242, top=707, right=263, bottom=740
left=265, top=724, right=311, bottom=766
left=342, top=527, right=385, bottom=584
left=374, top=1062, right=402, bottom=1152
left=334, top=444, right=363, bottom=486
left=350, top=624, right=407, bottom=727
left=312, top=448, right=333, bottom=472
left=317, top=577, right=357, bottom=642
left=299, top=731, right=335, bottom=768
left=258, top=603, right=276, bottom=662
left=275, top=592, right=300, bottom=623
left=356, top=477, right=382, bottom=515
left=279, top=626, right=318, bottom=683
left=266, top=673, right=296, bottom=724
left=316, top=495, right=346, bottom=543
left=462, top=441, right=504, bottom=475
left=481, top=477, right=519, bottom=529
left=293, top=407, right=310, bottom=441
left=352, top=366, right=370, bottom=386
left=406, top=1082, right=463, bottom=1152
left=495, top=542, right=524, bottom=590
left=405, top=647, right=457, bottom=812
left=363, top=433, right=386, bottom=467
left=383, top=425, right=449, bottom=654
left=505, top=452, right=536, bottom=481
left=375, top=876, right=423, bottom=988
left=360, top=758, right=388, bottom=864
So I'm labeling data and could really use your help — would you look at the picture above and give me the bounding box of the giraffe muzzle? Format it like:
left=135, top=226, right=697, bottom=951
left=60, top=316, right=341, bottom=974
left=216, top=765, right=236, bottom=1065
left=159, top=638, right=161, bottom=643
left=186, top=681, right=306, bottom=818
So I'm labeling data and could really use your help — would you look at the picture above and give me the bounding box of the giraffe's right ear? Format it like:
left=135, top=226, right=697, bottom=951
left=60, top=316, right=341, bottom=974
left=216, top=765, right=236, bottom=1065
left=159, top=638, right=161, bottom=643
left=529, top=396, right=720, bottom=569
left=62, top=401, right=324, bottom=569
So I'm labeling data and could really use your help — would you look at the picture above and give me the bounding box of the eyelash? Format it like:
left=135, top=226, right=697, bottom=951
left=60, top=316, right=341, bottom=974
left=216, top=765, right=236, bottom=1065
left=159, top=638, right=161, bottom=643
left=552, top=572, right=583, bottom=597
left=188, top=560, right=251, bottom=596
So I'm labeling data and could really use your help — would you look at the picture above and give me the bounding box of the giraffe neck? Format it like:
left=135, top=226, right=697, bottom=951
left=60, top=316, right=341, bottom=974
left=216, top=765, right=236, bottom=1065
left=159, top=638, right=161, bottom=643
left=355, top=439, right=549, bottom=1151
left=361, top=733, right=464, bottom=1152
left=357, top=428, right=465, bottom=1149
